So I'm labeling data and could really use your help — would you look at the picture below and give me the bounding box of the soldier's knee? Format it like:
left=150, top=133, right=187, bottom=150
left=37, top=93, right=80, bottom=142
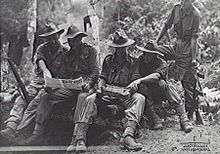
left=133, top=93, right=146, bottom=102
left=85, top=93, right=96, bottom=104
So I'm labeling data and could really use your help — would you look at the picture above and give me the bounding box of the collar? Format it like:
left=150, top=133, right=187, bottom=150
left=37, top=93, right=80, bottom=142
left=112, top=51, right=131, bottom=65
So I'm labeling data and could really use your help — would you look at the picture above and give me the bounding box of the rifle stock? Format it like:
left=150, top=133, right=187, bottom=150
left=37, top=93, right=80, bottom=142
left=6, top=57, right=30, bottom=104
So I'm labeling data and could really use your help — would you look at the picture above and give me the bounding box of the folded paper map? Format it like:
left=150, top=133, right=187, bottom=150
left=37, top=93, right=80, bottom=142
left=101, top=84, right=130, bottom=97
left=45, top=77, right=84, bottom=90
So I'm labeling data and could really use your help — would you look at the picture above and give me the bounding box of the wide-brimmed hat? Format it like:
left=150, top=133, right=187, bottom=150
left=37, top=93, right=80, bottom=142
left=136, top=41, right=164, bottom=57
left=107, top=29, right=135, bottom=48
left=64, top=25, right=88, bottom=39
left=39, top=24, right=64, bottom=37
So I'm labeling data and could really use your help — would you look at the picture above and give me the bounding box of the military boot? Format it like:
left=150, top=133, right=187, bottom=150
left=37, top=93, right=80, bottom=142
left=174, top=102, right=193, bottom=133
left=19, top=124, right=44, bottom=145
left=180, top=114, right=193, bottom=133
left=0, top=127, right=16, bottom=145
left=67, top=123, right=88, bottom=153
left=121, top=121, right=143, bottom=151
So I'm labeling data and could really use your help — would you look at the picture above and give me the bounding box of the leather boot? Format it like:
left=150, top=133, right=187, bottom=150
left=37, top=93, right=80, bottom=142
left=180, top=114, right=193, bottom=133
left=19, top=133, right=43, bottom=145
left=0, top=127, right=16, bottom=145
left=19, top=124, right=44, bottom=145
left=67, top=123, right=88, bottom=153
left=121, top=121, right=143, bottom=151
left=175, top=103, right=193, bottom=133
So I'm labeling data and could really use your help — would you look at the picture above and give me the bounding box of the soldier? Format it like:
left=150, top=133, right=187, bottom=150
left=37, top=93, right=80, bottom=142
left=67, top=29, right=145, bottom=152
left=21, top=25, right=99, bottom=145
left=155, top=0, right=203, bottom=122
left=0, top=24, right=65, bottom=144
left=129, top=42, right=193, bottom=132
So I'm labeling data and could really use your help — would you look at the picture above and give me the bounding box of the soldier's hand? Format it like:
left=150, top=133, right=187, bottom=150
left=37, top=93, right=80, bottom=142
left=127, top=79, right=141, bottom=93
left=82, top=83, right=91, bottom=92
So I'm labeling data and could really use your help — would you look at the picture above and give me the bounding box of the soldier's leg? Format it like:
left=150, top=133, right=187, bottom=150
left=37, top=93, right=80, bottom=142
left=67, top=93, right=97, bottom=152
left=23, top=88, right=78, bottom=145
left=181, top=70, right=197, bottom=121
left=121, top=93, right=145, bottom=151
left=0, top=84, right=40, bottom=142
left=17, top=89, right=46, bottom=131
left=162, top=80, right=193, bottom=133
left=182, top=70, right=203, bottom=124
left=139, top=85, right=162, bottom=130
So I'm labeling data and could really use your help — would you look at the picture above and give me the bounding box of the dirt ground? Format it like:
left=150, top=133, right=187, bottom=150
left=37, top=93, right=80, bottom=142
left=1, top=115, right=220, bottom=154
left=83, top=118, right=220, bottom=154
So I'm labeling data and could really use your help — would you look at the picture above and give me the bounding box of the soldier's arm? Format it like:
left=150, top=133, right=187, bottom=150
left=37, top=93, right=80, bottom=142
left=35, top=44, right=52, bottom=78
left=38, top=60, right=52, bottom=78
left=156, top=6, right=175, bottom=44
left=191, top=11, right=201, bottom=62
left=88, top=48, right=100, bottom=86
left=133, top=58, right=167, bottom=85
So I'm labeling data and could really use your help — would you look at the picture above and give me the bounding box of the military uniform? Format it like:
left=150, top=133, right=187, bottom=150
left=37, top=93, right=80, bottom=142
left=14, top=41, right=67, bottom=131
left=32, top=43, right=99, bottom=136
left=73, top=53, right=145, bottom=142
left=3, top=41, right=65, bottom=133
left=138, top=53, right=191, bottom=131
left=156, top=3, right=203, bottom=116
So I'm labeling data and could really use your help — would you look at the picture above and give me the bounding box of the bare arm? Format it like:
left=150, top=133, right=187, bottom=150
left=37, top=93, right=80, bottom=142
left=156, top=6, right=175, bottom=44
left=139, top=73, right=161, bottom=84
left=38, top=60, right=52, bottom=78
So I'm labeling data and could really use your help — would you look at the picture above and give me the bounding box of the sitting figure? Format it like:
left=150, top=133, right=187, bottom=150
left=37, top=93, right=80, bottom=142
left=0, top=24, right=65, bottom=144
left=20, top=25, right=99, bottom=145
left=67, top=29, right=146, bottom=152
left=128, top=42, right=193, bottom=133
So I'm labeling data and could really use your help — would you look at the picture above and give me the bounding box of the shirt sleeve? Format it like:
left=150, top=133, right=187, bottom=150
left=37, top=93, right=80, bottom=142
left=88, top=47, right=100, bottom=84
left=191, top=11, right=200, bottom=39
left=34, top=44, right=47, bottom=68
left=154, top=57, right=168, bottom=80
left=100, top=55, right=112, bottom=82
left=130, top=59, right=141, bottom=82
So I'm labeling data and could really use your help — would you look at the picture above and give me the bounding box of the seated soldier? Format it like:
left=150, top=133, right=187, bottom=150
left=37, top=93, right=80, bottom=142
left=0, top=24, right=65, bottom=144
left=67, top=29, right=146, bottom=152
left=128, top=42, right=193, bottom=133
left=20, top=25, right=99, bottom=145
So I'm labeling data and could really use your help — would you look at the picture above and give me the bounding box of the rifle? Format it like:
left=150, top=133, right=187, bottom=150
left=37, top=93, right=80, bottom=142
left=5, top=57, right=30, bottom=104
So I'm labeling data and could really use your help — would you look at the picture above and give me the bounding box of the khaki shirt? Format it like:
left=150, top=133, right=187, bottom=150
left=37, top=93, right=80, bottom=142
left=100, top=54, right=140, bottom=87
left=165, top=4, right=200, bottom=41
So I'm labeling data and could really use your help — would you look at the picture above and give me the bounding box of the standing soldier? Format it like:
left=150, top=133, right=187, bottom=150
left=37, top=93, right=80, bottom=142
left=21, top=25, right=99, bottom=145
left=67, top=29, right=145, bottom=152
left=156, top=0, right=203, bottom=122
left=0, top=24, right=65, bottom=144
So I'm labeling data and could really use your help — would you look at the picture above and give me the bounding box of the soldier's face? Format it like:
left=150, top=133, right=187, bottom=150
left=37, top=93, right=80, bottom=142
left=46, top=34, right=59, bottom=43
left=68, top=36, right=82, bottom=48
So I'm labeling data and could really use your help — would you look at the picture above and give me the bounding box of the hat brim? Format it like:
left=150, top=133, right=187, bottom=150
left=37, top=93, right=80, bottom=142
left=39, top=29, right=65, bottom=37
left=64, top=32, right=88, bottom=39
left=136, top=45, right=164, bottom=57
left=107, top=39, right=135, bottom=48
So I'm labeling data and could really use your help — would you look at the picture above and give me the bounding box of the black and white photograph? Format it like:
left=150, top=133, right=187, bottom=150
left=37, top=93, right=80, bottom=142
left=0, top=0, right=220, bottom=153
